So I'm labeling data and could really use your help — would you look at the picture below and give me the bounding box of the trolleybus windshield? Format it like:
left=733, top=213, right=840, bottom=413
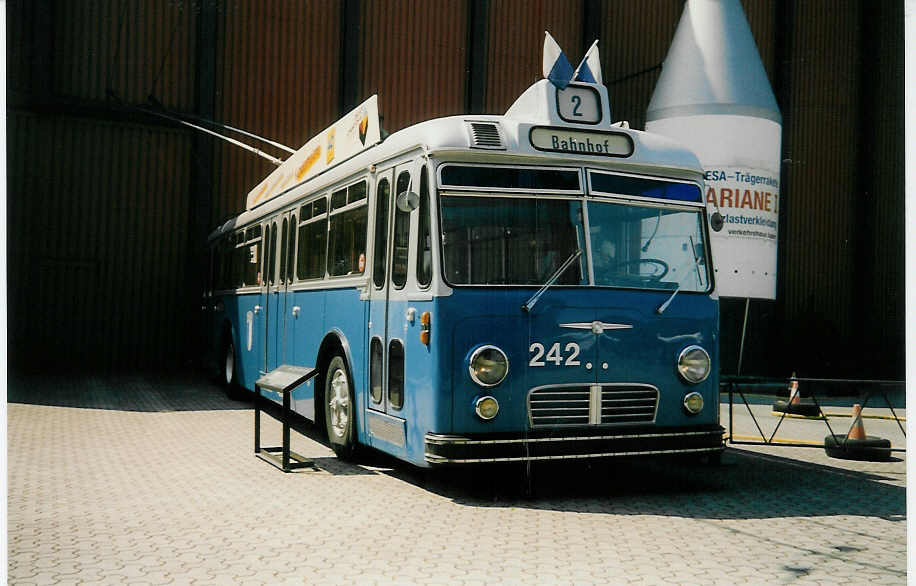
left=440, top=194, right=710, bottom=292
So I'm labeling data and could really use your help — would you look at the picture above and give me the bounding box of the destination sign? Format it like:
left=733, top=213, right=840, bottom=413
left=529, top=127, right=632, bottom=157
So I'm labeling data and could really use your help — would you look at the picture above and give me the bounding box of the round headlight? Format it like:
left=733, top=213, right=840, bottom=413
left=683, top=391, right=704, bottom=414
left=475, top=396, right=500, bottom=420
left=677, top=345, right=711, bottom=384
left=468, top=345, right=509, bottom=387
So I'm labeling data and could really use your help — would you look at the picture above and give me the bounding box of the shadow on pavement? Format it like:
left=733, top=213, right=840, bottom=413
left=381, top=448, right=906, bottom=522
left=7, top=371, right=249, bottom=412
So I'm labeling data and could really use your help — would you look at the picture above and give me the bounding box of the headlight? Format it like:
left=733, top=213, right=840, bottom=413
left=468, top=345, right=509, bottom=387
left=677, top=345, right=710, bottom=384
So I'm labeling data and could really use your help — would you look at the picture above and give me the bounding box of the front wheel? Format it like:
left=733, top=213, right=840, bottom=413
left=325, top=355, right=358, bottom=459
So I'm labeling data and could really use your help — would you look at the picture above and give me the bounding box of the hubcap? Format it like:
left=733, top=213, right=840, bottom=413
left=328, top=369, right=350, bottom=438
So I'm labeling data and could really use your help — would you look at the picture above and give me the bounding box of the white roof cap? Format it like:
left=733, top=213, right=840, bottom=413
left=647, top=0, right=781, bottom=123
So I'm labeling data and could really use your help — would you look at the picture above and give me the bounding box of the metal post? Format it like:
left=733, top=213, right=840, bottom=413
left=736, top=297, right=750, bottom=375
left=254, top=386, right=261, bottom=454
left=282, top=390, right=291, bottom=472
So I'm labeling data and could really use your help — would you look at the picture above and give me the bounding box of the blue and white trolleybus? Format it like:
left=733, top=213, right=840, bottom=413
left=204, top=72, right=724, bottom=467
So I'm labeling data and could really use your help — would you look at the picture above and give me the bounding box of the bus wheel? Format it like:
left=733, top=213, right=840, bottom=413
left=325, top=355, right=357, bottom=459
left=222, top=337, right=245, bottom=401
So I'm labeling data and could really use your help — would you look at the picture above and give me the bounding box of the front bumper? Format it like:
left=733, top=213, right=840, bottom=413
left=425, top=424, right=725, bottom=464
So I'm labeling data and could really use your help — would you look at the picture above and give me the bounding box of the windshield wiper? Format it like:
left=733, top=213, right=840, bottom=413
left=656, top=237, right=703, bottom=315
left=522, top=249, right=582, bottom=313
left=656, top=285, right=681, bottom=314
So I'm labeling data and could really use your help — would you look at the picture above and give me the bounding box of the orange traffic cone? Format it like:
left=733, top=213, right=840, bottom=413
left=773, top=373, right=820, bottom=416
left=788, top=373, right=800, bottom=405
left=847, top=404, right=866, bottom=440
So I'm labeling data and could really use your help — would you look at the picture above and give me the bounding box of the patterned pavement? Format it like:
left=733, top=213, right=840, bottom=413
left=7, top=373, right=907, bottom=585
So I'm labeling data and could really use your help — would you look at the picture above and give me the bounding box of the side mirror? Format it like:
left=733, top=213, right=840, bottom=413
left=396, top=190, right=420, bottom=212
left=710, top=212, right=724, bottom=232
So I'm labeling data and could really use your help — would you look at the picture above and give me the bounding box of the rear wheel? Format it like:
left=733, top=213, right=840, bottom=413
left=222, top=336, right=246, bottom=400
left=325, top=355, right=358, bottom=459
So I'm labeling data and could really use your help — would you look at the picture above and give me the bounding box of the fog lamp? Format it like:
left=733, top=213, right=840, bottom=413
left=683, top=392, right=704, bottom=415
left=475, top=396, right=500, bottom=420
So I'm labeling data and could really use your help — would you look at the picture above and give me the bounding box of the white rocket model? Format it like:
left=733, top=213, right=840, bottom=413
left=646, top=0, right=782, bottom=300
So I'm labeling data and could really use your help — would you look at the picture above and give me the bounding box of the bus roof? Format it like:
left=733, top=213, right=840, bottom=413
left=210, top=79, right=703, bottom=240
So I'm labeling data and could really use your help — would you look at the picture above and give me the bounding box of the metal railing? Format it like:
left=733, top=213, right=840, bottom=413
left=721, top=376, right=906, bottom=453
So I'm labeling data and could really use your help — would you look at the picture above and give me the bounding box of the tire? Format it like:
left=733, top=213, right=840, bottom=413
left=773, top=399, right=821, bottom=417
left=325, top=355, right=358, bottom=459
left=824, top=434, right=892, bottom=461
left=221, top=336, right=246, bottom=401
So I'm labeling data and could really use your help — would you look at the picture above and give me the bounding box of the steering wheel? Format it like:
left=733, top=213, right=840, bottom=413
left=612, top=258, right=669, bottom=280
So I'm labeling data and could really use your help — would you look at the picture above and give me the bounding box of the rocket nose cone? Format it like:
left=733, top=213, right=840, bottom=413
left=647, top=0, right=781, bottom=123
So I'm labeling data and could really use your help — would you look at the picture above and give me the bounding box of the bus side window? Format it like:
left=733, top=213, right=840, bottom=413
left=243, top=225, right=261, bottom=286
left=287, top=214, right=297, bottom=283
left=416, top=167, right=431, bottom=287
left=268, top=222, right=278, bottom=286
left=234, top=231, right=246, bottom=288
left=392, top=171, right=411, bottom=288
left=373, top=178, right=390, bottom=288
left=297, top=198, right=328, bottom=280
left=261, top=224, right=270, bottom=286
left=279, top=218, right=289, bottom=284
left=328, top=181, right=368, bottom=277
left=388, top=339, right=404, bottom=410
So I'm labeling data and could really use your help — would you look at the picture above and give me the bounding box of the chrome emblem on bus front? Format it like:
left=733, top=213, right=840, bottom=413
left=559, top=321, right=633, bottom=335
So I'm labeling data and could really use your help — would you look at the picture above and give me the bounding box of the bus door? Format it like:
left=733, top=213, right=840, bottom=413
left=367, top=169, right=394, bottom=416
left=265, top=211, right=294, bottom=372
left=255, top=220, right=274, bottom=375
left=366, top=163, right=415, bottom=449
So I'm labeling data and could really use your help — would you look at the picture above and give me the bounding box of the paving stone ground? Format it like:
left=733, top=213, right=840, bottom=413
left=7, top=373, right=908, bottom=585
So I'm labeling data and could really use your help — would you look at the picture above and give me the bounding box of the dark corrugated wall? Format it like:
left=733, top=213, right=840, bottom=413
left=7, top=114, right=192, bottom=371
left=7, top=1, right=905, bottom=377
left=211, top=1, right=342, bottom=225
left=779, top=1, right=861, bottom=374
left=485, top=1, right=582, bottom=114
left=358, top=0, right=468, bottom=133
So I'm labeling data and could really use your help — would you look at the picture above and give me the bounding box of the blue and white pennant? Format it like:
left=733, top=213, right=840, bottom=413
left=542, top=32, right=602, bottom=89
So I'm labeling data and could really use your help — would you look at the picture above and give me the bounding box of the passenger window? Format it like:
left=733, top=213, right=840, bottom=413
left=388, top=339, right=404, bottom=410
left=328, top=185, right=368, bottom=277
left=348, top=181, right=367, bottom=204
left=297, top=198, right=328, bottom=280
left=234, top=231, right=246, bottom=287
left=392, top=171, right=411, bottom=288
left=261, top=225, right=270, bottom=286
left=243, top=231, right=260, bottom=286
left=287, top=214, right=297, bottom=283
left=416, top=167, right=431, bottom=287
left=279, top=218, right=289, bottom=285
left=373, top=178, right=390, bottom=288
left=331, top=188, right=348, bottom=211
left=268, top=222, right=278, bottom=286
left=370, top=338, right=383, bottom=404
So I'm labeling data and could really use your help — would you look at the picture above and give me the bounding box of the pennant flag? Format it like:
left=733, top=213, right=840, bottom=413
left=574, top=40, right=602, bottom=84
left=542, top=31, right=574, bottom=89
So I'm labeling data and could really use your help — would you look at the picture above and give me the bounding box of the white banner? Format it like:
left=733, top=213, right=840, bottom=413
left=246, top=95, right=381, bottom=210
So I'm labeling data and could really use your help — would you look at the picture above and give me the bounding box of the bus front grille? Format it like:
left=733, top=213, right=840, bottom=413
left=528, top=384, right=658, bottom=428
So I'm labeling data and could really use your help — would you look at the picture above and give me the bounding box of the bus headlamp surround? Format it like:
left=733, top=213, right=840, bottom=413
left=468, top=345, right=509, bottom=387
left=677, top=345, right=711, bottom=384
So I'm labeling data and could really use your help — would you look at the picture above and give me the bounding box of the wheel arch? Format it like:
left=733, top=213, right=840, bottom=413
left=314, top=328, right=358, bottom=435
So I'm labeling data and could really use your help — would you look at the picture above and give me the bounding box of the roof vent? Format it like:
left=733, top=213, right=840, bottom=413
left=466, top=121, right=505, bottom=150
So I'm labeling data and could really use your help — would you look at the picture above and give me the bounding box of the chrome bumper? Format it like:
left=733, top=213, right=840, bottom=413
left=425, top=425, right=725, bottom=464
